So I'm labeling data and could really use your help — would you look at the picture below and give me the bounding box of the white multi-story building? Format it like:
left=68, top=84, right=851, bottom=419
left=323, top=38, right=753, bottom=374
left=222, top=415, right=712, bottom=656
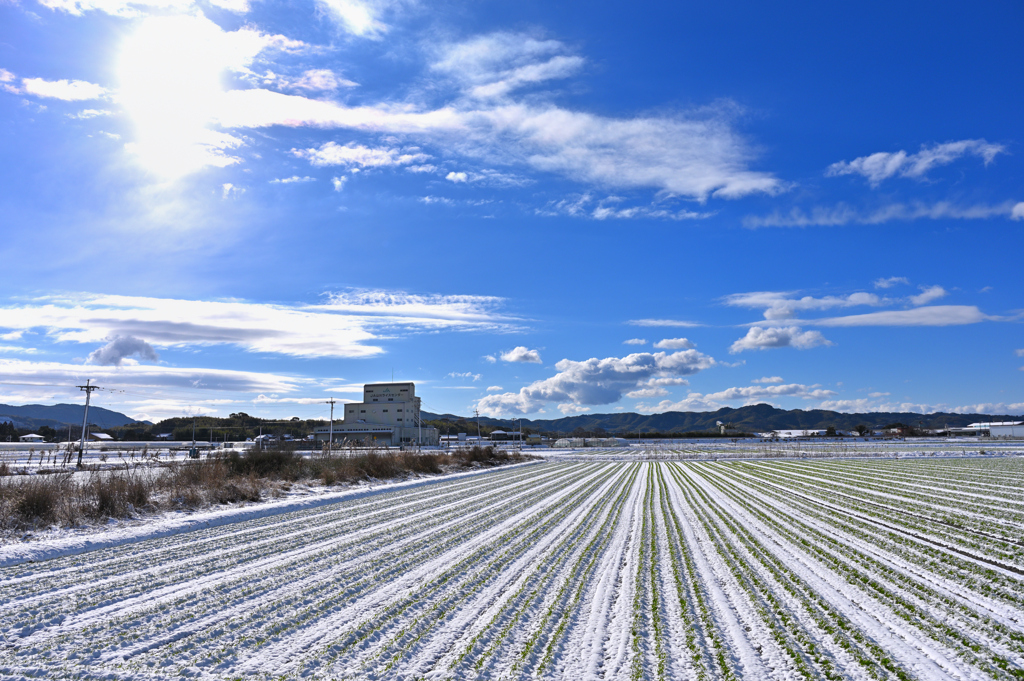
left=313, top=382, right=439, bottom=447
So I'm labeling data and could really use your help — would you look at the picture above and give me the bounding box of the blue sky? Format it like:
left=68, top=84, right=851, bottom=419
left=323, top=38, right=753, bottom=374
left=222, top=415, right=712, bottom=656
left=0, top=0, right=1022, bottom=423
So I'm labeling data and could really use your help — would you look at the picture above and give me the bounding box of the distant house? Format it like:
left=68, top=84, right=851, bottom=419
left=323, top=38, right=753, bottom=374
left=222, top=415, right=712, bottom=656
left=764, top=429, right=827, bottom=439
left=19, top=433, right=44, bottom=442
left=88, top=432, right=113, bottom=441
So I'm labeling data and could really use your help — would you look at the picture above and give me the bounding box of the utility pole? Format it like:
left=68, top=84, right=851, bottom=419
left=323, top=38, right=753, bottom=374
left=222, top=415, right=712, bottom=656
left=76, top=379, right=99, bottom=467
left=474, top=408, right=481, bottom=442
left=326, top=398, right=336, bottom=452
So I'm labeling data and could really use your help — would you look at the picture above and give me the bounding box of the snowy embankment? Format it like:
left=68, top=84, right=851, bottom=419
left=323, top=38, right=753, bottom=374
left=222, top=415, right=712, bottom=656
left=1, top=457, right=1023, bottom=680
left=0, top=461, right=539, bottom=568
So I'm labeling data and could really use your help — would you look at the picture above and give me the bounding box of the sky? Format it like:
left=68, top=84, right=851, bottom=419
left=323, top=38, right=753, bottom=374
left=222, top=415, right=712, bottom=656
left=0, top=0, right=1022, bottom=424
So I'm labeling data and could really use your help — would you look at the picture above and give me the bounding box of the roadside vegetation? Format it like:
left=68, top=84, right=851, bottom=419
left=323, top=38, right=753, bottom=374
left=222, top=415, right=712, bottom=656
left=0, top=445, right=531, bottom=535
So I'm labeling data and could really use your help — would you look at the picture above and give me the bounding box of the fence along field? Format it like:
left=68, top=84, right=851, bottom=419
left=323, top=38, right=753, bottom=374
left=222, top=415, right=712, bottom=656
left=1, top=457, right=1023, bottom=680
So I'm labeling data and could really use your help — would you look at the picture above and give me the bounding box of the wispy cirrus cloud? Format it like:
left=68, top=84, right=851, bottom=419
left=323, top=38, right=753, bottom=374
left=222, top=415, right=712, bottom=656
left=743, top=200, right=1020, bottom=228
left=812, top=305, right=989, bottom=327
left=0, top=290, right=521, bottom=361
left=430, top=32, right=585, bottom=100
left=293, top=142, right=430, bottom=169
left=724, top=290, right=884, bottom=321
left=874, top=276, right=908, bottom=289
left=627, top=318, right=702, bottom=328
left=826, top=139, right=1005, bottom=186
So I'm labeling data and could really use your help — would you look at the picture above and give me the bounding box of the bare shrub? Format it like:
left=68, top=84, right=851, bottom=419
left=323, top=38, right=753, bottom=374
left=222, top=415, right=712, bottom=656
left=89, top=469, right=149, bottom=519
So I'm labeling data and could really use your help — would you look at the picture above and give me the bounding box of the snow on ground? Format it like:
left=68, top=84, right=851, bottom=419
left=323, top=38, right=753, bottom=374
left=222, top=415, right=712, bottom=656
left=1, top=457, right=1023, bottom=680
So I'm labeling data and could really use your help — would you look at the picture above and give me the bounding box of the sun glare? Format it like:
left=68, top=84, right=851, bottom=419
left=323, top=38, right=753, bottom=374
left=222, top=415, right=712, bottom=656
left=119, top=14, right=243, bottom=179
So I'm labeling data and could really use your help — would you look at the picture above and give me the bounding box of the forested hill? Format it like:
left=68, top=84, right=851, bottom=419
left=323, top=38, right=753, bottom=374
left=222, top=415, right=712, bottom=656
left=0, top=403, right=144, bottom=430
left=423, top=403, right=1012, bottom=434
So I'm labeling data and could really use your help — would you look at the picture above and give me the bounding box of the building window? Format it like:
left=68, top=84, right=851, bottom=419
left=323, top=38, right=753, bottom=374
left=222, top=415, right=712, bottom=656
left=388, top=398, right=393, bottom=401
left=398, top=418, right=403, bottom=421
left=360, top=410, right=366, bottom=413
left=397, top=409, right=403, bottom=412
left=383, top=409, right=388, bottom=413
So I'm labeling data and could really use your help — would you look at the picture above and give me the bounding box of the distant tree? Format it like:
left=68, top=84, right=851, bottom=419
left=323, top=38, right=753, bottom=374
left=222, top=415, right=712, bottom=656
left=37, top=425, right=57, bottom=442
left=825, top=426, right=837, bottom=437
left=854, top=424, right=870, bottom=436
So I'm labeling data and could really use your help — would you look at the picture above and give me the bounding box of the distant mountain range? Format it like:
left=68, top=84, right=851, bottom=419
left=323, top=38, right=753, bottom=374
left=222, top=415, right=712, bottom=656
left=423, top=403, right=1014, bottom=434
left=0, top=403, right=146, bottom=431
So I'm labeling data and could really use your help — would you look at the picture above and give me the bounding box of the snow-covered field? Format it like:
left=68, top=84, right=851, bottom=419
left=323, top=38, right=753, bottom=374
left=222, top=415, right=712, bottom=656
left=1, top=457, right=1023, bottom=680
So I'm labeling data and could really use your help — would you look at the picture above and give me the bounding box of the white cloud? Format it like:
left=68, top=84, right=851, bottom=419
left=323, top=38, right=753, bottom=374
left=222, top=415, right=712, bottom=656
left=483, top=354, right=497, bottom=363
left=645, top=377, right=690, bottom=387
left=635, top=393, right=724, bottom=413
left=314, top=0, right=404, bottom=37
left=627, top=318, right=702, bottom=328
left=908, top=285, right=947, bottom=306
left=637, top=382, right=834, bottom=414
left=446, top=371, right=481, bottom=381
left=704, top=383, right=836, bottom=402
left=625, top=386, right=669, bottom=399
left=0, top=345, right=39, bottom=354
left=557, top=403, right=591, bottom=415
left=874, top=276, right=908, bottom=289
left=37, top=0, right=195, bottom=17
left=431, top=32, right=585, bottom=100
left=0, top=358, right=306, bottom=395
left=270, top=175, right=316, bottom=184
left=817, top=399, right=876, bottom=413
left=744, top=200, right=1020, bottom=228
left=295, top=142, right=430, bottom=169
left=500, top=346, right=542, bottom=363
left=869, top=391, right=890, bottom=397
left=623, top=338, right=647, bottom=345
left=752, top=376, right=784, bottom=384
left=826, top=139, right=1006, bottom=186
left=0, top=68, right=14, bottom=83
left=86, top=336, right=159, bottom=366
left=1013, top=203, right=1024, bottom=221
left=1015, top=349, right=1024, bottom=358
left=477, top=348, right=714, bottom=415
left=222, top=183, right=244, bottom=198
left=653, top=337, right=694, bottom=350
left=813, top=305, right=988, bottom=327
left=22, top=77, right=108, bottom=101
left=208, top=0, right=250, bottom=11
left=724, top=290, right=883, bottom=320
left=446, top=171, right=468, bottom=183
left=730, top=326, right=832, bottom=353
left=332, top=176, right=347, bottom=191
left=0, top=290, right=519, bottom=362
left=212, top=87, right=780, bottom=201
left=69, top=108, right=112, bottom=119
left=283, top=69, right=358, bottom=91
left=486, top=385, right=503, bottom=392
left=539, top=192, right=713, bottom=221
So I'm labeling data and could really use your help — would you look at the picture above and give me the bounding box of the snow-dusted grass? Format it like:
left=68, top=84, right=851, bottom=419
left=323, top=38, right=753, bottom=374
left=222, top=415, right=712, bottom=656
left=1, top=458, right=1023, bottom=680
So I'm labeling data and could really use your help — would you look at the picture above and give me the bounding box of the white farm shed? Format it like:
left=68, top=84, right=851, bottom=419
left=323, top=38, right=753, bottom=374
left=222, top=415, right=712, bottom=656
left=989, top=422, right=1024, bottom=439
left=19, top=433, right=44, bottom=442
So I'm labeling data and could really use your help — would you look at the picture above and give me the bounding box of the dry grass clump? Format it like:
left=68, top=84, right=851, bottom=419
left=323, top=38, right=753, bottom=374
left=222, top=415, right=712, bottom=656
left=1, top=444, right=530, bottom=534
